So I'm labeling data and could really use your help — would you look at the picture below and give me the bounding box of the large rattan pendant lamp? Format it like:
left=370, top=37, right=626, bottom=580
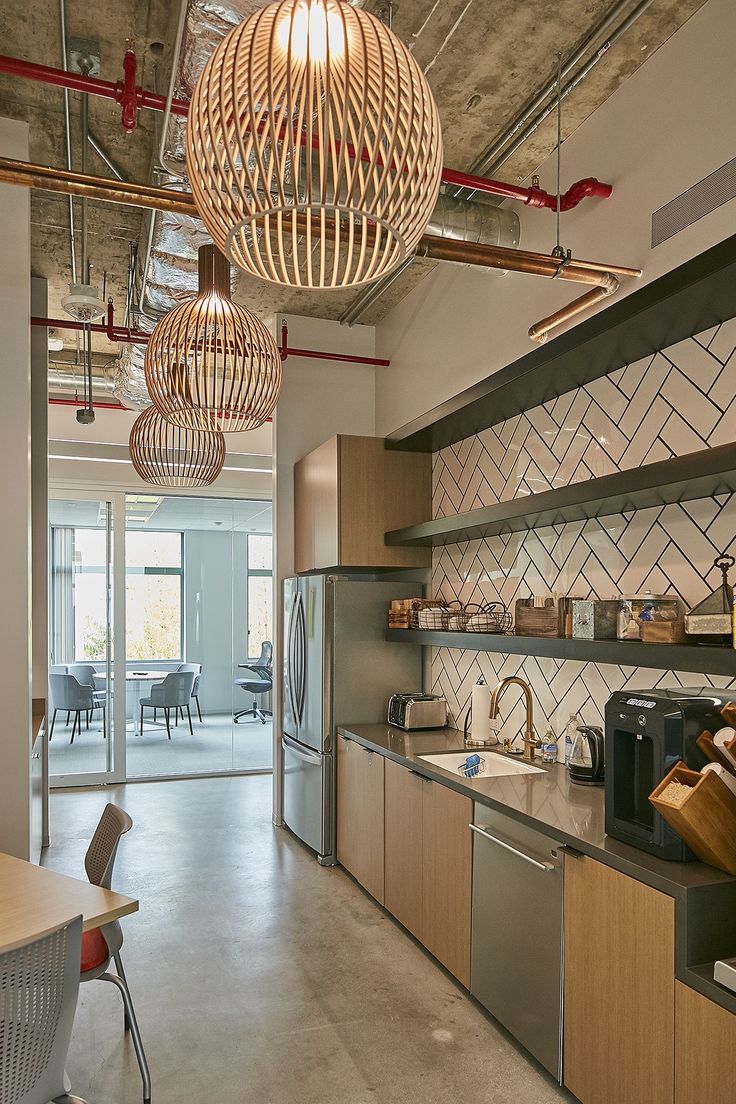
left=129, top=406, right=226, bottom=488
left=185, top=0, right=444, bottom=289
left=144, top=244, right=282, bottom=432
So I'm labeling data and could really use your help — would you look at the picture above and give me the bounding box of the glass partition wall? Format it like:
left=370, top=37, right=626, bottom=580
left=48, top=490, right=272, bottom=786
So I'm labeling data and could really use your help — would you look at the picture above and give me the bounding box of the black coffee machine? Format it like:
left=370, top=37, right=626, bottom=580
left=604, top=687, right=736, bottom=860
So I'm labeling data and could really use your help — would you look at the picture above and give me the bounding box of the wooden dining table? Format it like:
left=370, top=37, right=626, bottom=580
left=0, top=851, right=138, bottom=947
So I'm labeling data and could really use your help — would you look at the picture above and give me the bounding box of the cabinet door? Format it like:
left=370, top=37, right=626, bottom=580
left=564, top=855, right=674, bottom=1104
left=336, top=735, right=385, bottom=904
left=294, top=436, right=339, bottom=573
left=384, top=758, right=424, bottom=939
left=421, top=779, right=472, bottom=987
left=675, top=981, right=736, bottom=1104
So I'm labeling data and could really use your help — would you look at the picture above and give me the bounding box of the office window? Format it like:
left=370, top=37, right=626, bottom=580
left=50, top=526, right=108, bottom=662
left=247, top=534, right=272, bottom=655
left=126, top=531, right=183, bottom=660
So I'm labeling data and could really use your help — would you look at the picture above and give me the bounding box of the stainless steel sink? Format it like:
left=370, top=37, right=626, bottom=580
left=417, top=751, right=544, bottom=777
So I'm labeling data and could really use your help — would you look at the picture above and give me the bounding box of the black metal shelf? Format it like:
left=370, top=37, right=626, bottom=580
left=386, top=630, right=736, bottom=676
left=385, top=442, right=736, bottom=547
left=386, top=234, right=736, bottom=453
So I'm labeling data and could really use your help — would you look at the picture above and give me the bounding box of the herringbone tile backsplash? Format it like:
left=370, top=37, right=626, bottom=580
left=430, top=318, right=736, bottom=741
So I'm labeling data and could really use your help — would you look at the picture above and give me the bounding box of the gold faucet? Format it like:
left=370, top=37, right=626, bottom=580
left=489, top=676, right=538, bottom=762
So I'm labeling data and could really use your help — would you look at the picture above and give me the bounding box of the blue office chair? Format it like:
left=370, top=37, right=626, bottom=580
left=139, top=670, right=196, bottom=739
left=234, top=641, right=273, bottom=724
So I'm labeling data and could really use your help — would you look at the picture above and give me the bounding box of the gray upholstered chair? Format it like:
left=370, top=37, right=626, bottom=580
left=0, top=914, right=87, bottom=1104
left=234, top=641, right=273, bottom=724
left=79, top=804, right=151, bottom=1104
left=139, top=669, right=196, bottom=738
left=177, top=661, right=203, bottom=722
left=49, top=672, right=105, bottom=743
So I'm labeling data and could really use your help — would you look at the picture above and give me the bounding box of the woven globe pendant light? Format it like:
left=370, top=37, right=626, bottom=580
left=129, top=406, right=226, bottom=488
left=145, top=244, right=282, bottom=432
left=185, top=0, right=443, bottom=289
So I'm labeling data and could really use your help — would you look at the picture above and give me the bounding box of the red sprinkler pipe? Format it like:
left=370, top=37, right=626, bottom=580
left=32, top=312, right=392, bottom=368
left=0, top=53, right=612, bottom=210
left=49, top=397, right=124, bottom=410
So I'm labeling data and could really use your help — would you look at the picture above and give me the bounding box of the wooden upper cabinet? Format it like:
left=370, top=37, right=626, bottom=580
left=564, top=854, right=675, bottom=1104
left=294, top=435, right=431, bottom=572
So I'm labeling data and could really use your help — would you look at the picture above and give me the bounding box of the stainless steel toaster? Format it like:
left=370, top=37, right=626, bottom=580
left=388, top=693, right=448, bottom=730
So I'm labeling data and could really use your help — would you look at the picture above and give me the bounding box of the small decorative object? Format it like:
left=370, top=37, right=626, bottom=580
left=617, top=592, right=684, bottom=641
left=571, top=599, right=620, bottom=641
left=685, top=554, right=735, bottom=647
left=185, top=0, right=443, bottom=290
left=515, top=597, right=559, bottom=638
left=129, top=406, right=225, bottom=488
left=145, top=245, right=282, bottom=432
left=559, top=595, right=584, bottom=638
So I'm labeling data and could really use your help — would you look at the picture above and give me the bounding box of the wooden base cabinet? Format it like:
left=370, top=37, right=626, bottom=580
left=563, top=855, right=675, bottom=1104
left=675, top=981, right=736, bottom=1104
left=336, top=735, right=385, bottom=904
left=383, top=758, right=471, bottom=987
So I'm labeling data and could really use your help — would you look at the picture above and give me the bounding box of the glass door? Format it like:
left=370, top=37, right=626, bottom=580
left=48, top=493, right=122, bottom=786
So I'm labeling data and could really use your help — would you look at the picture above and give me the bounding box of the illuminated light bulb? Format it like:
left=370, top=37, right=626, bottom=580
left=276, top=0, right=345, bottom=62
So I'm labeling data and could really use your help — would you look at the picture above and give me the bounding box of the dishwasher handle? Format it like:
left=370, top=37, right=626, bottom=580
left=469, top=823, right=556, bottom=872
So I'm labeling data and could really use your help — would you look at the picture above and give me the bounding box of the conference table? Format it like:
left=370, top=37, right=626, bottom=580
left=0, top=850, right=138, bottom=947
left=93, top=670, right=164, bottom=735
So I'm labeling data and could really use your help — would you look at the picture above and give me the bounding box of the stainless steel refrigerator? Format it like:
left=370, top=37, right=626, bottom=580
left=281, top=574, right=422, bottom=864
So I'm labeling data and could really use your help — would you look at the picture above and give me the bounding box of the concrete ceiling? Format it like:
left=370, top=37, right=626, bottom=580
left=0, top=0, right=708, bottom=358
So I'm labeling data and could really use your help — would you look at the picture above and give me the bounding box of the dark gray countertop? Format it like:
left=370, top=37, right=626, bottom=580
left=338, top=722, right=736, bottom=1015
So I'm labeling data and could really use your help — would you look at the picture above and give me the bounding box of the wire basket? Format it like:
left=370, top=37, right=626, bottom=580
left=416, top=601, right=461, bottom=630
left=457, top=754, right=486, bottom=778
left=465, top=602, right=513, bottom=634
left=408, top=599, right=447, bottom=629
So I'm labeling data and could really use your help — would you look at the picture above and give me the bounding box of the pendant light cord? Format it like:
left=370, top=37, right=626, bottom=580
left=555, top=50, right=562, bottom=255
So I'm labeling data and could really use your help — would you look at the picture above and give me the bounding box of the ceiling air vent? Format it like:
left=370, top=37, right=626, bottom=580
left=651, top=157, right=736, bottom=247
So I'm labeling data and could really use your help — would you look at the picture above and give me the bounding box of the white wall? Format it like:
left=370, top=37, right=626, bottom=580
left=272, top=313, right=377, bottom=820
left=374, top=0, right=736, bottom=437
left=0, top=117, right=32, bottom=858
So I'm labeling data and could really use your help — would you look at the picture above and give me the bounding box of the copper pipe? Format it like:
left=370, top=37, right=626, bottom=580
left=2, top=157, right=640, bottom=343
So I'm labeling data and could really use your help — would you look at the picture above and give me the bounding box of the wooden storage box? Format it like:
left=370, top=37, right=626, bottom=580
left=649, top=761, right=736, bottom=875
left=515, top=597, right=560, bottom=638
left=640, top=620, right=686, bottom=644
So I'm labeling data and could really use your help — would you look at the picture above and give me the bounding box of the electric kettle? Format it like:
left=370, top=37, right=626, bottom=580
left=569, top=725, right=605, bottom=786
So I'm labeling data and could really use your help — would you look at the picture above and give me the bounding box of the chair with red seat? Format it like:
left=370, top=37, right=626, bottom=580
left=80, top=803, right=151, bottom=1104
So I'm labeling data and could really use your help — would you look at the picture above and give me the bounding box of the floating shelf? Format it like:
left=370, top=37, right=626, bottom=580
left=385, top=442, right=736, bottom=547
left=386, top=630, right=736, bottom=677
left=386, top=234, right=736, bottom=453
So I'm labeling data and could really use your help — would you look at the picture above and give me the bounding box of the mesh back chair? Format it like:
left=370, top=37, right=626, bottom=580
left=176, top=663, right=203, bottom=723
left=48, top=673, right=105, bottom=744
left=139, top=670, right=196, bottom=739
left=80, top=804, right=151, bottom=1104
left=0, top=914, right=86, bottom=1104
left=234, top=641, right=273, bottom=724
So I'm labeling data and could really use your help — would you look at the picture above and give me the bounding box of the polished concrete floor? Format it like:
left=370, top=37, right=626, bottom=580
left=48, top=713, right=272, bottom=778
left=45, top=777, right=572, bottom=1104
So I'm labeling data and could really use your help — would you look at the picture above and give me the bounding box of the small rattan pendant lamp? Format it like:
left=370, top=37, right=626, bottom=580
left=144, top=244, right=282, bottom=432
left=185, top=0, right=443, bottom=290
left=129, top=406, right=226, bottom=488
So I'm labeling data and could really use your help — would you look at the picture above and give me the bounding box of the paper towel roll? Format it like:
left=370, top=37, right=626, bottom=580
left=470, top=682, right=493, bottom=744
left=714, top=728, right=736, bottom=769
left=701, top=761, right=736, bottom=796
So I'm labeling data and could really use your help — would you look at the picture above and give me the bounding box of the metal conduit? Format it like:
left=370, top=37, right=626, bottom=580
left=4, top=158, right=640, bottom=344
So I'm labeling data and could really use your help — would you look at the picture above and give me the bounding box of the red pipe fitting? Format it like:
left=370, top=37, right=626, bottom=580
left=117, top=48, right=138, bottom=133
left=558, top=177, right=614, bottom=211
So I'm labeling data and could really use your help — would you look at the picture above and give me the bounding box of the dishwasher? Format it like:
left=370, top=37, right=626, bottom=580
left=470, top=804, right=564, bottom=1081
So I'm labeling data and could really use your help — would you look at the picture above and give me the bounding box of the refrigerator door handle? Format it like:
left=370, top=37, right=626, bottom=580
left=282, top=735, right=321, bottom=765
left=295, top=590, right=307, bottom=724
left=286, top=591, right=299, bottom=725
